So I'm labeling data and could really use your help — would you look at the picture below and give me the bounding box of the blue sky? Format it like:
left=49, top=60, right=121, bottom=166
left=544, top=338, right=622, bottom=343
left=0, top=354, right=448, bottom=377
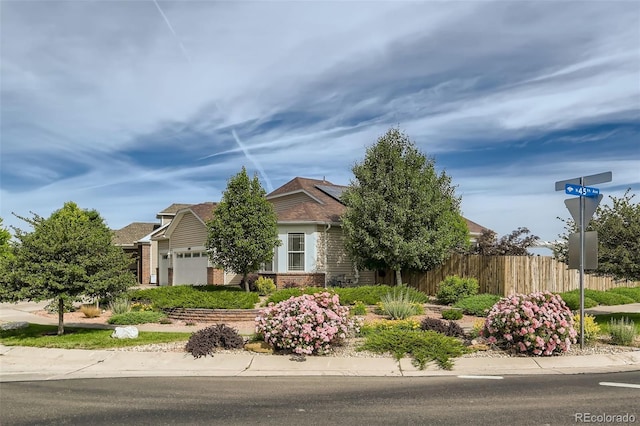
left=1, top=1, right=639, bottom=248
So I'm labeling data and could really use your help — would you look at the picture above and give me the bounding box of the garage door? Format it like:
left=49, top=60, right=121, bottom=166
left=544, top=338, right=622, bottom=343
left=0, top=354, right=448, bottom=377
left=173, top=252, right=208, bottom=285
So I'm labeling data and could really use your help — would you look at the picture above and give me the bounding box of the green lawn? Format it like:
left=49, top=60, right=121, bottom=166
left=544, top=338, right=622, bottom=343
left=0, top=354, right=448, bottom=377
left=0, top=324, right=190, bottom=350
left=592, top=313, right=640, bottom=334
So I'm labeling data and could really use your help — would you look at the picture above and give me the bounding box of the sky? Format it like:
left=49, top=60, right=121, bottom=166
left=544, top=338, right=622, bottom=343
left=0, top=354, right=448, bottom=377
left=1, top=0, right=639, bottom=250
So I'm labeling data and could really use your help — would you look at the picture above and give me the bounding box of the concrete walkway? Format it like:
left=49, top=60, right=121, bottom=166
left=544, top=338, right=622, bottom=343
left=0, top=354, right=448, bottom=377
left=1, top=301, right=639, bottom=382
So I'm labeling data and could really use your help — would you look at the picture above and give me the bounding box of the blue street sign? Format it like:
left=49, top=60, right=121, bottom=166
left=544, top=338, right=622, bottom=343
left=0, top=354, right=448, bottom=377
left=565, top=183, right=600, bottom=197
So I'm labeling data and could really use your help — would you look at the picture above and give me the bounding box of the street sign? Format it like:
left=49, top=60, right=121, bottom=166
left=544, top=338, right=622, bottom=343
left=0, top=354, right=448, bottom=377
left=555, top=171, right=611, bottom=350
left=569, top=231, right=598, bottom=270
left=564, top=194, right=603, bottom=228
left=565, top=184, right=600, bottom=197
left=555, top=171, right=612, bottom=191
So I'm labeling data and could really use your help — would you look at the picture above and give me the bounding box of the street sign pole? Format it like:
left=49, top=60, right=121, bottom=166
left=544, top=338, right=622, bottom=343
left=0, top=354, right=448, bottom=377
left=555, top=171, right=611, bottom=350
left=579, top=177, right=585, bottom=350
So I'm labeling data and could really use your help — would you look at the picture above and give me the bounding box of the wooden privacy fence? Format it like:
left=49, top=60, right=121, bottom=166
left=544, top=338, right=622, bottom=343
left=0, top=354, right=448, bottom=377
left=378, top=254, right=639, bottom=296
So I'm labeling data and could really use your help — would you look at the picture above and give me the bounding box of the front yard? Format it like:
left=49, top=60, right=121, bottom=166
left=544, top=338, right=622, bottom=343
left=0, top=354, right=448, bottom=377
left=1, top=285, right=638, bottom=370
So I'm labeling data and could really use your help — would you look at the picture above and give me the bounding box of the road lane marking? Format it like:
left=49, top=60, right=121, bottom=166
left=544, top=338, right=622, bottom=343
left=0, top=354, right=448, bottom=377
left=599, top=382, right=640, bottom=389
left=458, top=375, right=503, bottom=380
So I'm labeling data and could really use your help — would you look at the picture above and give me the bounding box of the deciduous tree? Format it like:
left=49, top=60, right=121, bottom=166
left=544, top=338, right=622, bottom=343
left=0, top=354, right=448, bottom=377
left=0, top=202, right=136, bottom=334
left=342, top=128, right=469, bottom=286
left=467, top=227, right=539, bottom=256
left=0, top=217, right=11, bottom=260
left=206, top=167, right=281, bottom=292
left=554, top=189, right=640, bottom=281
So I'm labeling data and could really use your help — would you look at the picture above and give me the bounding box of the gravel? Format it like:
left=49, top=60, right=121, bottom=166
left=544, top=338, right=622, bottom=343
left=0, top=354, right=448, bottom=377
left=113, top=336, right=639, bottom=360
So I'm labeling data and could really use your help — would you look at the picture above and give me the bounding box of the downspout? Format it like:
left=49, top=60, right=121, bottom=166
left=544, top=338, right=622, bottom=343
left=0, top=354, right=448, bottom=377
left=324, top=223, right=331, bottom=288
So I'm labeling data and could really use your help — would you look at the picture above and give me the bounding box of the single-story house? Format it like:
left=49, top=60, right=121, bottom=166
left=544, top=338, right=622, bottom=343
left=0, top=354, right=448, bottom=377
left=149, top=176, right=489, bottom=288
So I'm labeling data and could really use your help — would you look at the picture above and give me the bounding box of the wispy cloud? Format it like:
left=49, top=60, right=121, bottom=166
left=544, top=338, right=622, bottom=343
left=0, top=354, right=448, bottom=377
left=1, top=0, right=638, bottom=243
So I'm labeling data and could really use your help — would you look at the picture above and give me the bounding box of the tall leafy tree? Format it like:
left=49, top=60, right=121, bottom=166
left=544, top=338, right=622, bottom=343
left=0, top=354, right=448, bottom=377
left=467, top=227, right=539, bottom=256
left=0, top=217, right=12, bottom=260
left=206, top=167, right=281, bottom=292
left=554, top=189, right=640, bottom=281
left=0, top=202, right=136, bottom=335
left=342, top=128, right=469, bottom=286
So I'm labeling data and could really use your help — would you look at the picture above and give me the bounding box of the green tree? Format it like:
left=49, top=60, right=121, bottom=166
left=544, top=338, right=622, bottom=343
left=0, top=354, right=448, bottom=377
left=0, top=217, right=12, bottom=260
left=554, top=189, right=640, bottom=281
left=0, top=202, right=136, bottom=335
left=342, top=128, right=469, bottom=286
left=206, top=167, right=281, bottom=292
left=467, top=227, right=539, bottom=256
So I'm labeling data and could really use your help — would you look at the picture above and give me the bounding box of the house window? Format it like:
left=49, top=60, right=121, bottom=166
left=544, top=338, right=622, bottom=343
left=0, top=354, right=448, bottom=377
left=288, top=233, right=305, bottom=271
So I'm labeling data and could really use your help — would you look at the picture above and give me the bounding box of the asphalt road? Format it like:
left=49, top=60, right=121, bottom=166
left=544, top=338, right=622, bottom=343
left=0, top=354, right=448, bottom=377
left=1, top=372, right=638, bottom=425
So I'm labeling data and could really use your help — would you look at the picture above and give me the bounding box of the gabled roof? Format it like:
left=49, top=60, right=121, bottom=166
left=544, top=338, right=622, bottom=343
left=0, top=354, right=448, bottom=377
left=162, top=202, right=217, bottom=240
left=267, top=177, right=347, bottom=223
left=189, top=202, right=217, bottom=222
left=465, top=218, right=489, bottom=236
left=267, top=177, right=492, bottom=235
left=112, top=222, right=159, bottom=246
left=157, top=203, right=192, bottom=218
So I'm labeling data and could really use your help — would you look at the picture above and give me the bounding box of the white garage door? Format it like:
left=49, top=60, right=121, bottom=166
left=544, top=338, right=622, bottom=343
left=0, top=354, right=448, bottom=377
left=173, top=252, right=208, bottom=285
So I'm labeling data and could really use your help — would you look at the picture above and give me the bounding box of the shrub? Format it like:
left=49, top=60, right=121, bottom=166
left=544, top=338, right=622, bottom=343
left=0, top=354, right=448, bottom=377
left=255, top=292, right=358, bottom=355
left=107, top=311, right=167, bottom=325
left=454, top=294, right=501, bottom=317
left=351, top=301, right=367, bottom=316
left=109, top=297, right=131, bottom=315
left=441, top=309, right=463, bottom=321
left=420, top=317, right=464, bottom=338
left=45, top=299, right=74, bottom=314
left=358, top=328, right=467, bottom=370
left=379, top=286, right=424, bottom=320
left=557, top=291, right=598, bottom=311
left=609, top=317, right=636, bottom=346
left=130, top=301, right=154, bottom=312
left=483, top=292, right=577, bottom=356
left=264, top=287, right=325, bottom=305
left=607, top=287, right=640, bottom=303
left=128, top=285, right=258, bottom=309
left=572, top=313, right=601, bottom=344
left=80, top=304, right=101, bottom=318
left=582, top=289, right=634, bottom=306
left=335, top=285, right=427, bottom=306
left=185, top=324, right=245, bottom=358
left=436, top=276, right=479, bottom=305
left=469, top=318, right=486, bottom=339
left=360, top=319, right=420, bottom=336
left=255, top=277, right=276, bottom=296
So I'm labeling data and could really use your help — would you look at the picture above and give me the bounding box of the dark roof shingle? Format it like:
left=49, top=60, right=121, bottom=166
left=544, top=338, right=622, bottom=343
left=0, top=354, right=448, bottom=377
left=112, top=222, right=159, bottom=246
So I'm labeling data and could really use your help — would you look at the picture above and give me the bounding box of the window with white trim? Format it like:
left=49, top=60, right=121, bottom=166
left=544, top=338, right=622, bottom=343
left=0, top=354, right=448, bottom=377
left=288, top=233, right=305, bottom=271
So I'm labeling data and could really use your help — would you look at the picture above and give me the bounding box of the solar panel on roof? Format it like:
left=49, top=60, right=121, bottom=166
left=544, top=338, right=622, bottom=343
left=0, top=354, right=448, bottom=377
left=315, top=185, right=347, bottom=203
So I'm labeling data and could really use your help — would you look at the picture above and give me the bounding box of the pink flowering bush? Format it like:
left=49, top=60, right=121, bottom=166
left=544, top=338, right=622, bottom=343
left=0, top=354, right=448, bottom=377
left=255, top=292, right=360, bottom=355
left=483, top=291, right=577, bottom=356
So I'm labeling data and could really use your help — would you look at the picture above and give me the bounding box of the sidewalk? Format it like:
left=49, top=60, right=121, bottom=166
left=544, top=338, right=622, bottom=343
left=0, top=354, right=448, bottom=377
left=1, top=302, right=639, bottom=382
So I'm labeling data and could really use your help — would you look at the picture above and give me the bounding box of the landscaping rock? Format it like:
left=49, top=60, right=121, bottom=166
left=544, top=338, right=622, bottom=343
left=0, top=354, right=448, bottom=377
left=244, top=341, right=273, bottom=354
left=468, top=344, right=490, bottom=351
left=112, top=326, right=139, bottom=339
left=0, top=321, right=29, bottom=331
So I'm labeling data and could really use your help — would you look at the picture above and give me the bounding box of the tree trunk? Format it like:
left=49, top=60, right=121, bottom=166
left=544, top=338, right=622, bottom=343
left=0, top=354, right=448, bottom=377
left=57, top=297, right=65, bottom=336
left=243, top=273, right=249, bottom=292
left=395, top=268, right=403, bottom=287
